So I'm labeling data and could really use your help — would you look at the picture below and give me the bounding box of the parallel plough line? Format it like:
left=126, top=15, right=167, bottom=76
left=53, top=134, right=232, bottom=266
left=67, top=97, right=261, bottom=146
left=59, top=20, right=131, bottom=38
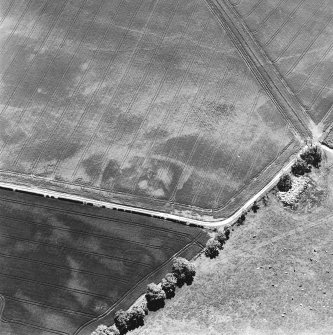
left=11, top=0, right=108, bottom=169
left=33, top=0, right=146, bottom=174
left=284, top=14, right=333, bottom=77
left=50, top=0, right=161, bottom=177
left=272, top=0, right=328, bottom=64
left=263, top=0, right=309, bottom=47
left=0, top=194, right=194, bottom=239
left=0, top=0, right=90, bottom=160
left=127, top=0, right=217, bottom=194
left=0, top=232, right=153, bottom=268
left=73, top=235, right=204, bottom=335
left=205, top=0, right=312, bottom=138
left=148, top=20, right=220, bottom=198
left=0, top=213, right=181, bottom=251
left=0, top=0, right=72, bottom=119
left=190, top=66, right=249, bottom=206
left=72, top=0, right=184, bottom=182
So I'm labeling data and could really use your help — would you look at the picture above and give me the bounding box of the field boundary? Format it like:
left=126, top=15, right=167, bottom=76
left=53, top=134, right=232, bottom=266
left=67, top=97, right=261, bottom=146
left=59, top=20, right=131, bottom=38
left=0, top=148, right=303, bottom=227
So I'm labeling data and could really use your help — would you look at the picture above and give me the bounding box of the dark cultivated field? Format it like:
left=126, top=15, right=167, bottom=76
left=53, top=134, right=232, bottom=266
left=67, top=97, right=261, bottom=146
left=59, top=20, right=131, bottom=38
left=0, top=0, right=301, bottom=219
left=0, top=188, right=207, bottom=335
left=226, top=0, right=333, bottom=126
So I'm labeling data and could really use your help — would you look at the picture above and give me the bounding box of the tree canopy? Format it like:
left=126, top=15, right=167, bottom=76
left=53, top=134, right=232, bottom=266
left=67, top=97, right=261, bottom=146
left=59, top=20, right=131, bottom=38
left=91, top=325, right=120, bottom=335
left=205, top=238, right=220, bottom=259
left=161, top=273, right=177, bottom=299
left=300, top=146, right=322, bottom=168
left=277, top=174, right=292, bottom=192
left=114, top=310, right=130, bottom=334
left=145, top=283, right=166, bottom=311
left=172, top=257, right=196, bottom=287
left=215, top=231, right=227, bottom=249
left=128, top=306, right=145, bottom=330
left=291, top=159, right=311, bottom=176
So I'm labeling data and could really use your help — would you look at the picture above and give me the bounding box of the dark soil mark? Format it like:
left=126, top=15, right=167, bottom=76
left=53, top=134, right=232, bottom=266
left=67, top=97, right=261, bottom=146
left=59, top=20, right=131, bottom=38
left=144, top=128, right=169, bottom=140
left=116, top=113, right=144, bottom=136
left=101, top=159, right=120, bottom=186
left=82, top=154, right=103, bottom=179
left=1, top=36, right=82, bottom=108
left=156, top=134, right=199, bottom=163
left=34, top=138, right=82, bottom=163
left=0, top=116, right=26, bottom=145
left=153, top=46, right=181, bottom=71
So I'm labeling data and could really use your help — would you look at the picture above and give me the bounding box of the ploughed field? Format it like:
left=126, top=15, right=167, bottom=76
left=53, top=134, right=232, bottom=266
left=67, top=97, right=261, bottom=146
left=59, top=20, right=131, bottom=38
left=0, top=188, right=207, bottom=335
left=0, top=0, right=300, bottom=219
left=227, top=0, right=333, bottom=126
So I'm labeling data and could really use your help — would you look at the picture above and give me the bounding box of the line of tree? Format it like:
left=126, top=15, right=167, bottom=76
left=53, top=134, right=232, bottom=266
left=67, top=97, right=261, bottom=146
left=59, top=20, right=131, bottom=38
left=277, top=145, right=323, bottom=193
left=92, top=257, right=196, bottom=335
left=204, top=225, right=231, bottom=259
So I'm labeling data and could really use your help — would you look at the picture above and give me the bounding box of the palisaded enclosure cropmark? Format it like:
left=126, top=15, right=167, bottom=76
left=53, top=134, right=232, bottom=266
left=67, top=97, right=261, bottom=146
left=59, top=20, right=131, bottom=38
left=0, top=0, right=301, bottom=219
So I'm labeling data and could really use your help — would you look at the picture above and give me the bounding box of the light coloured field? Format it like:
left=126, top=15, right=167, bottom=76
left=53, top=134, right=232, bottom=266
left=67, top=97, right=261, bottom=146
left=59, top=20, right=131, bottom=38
left=0, top=0, right=300, bottom=219
left=227, top=0, right=333, bottom=125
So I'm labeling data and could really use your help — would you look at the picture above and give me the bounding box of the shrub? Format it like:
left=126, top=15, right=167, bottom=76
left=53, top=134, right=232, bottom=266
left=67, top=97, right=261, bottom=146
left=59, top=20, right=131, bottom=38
left=140, top=300, right=149, bottom=315
left=109, top=326, right=120, bottom=335
left=114, top=310, right=130, bottom=334
left=145, top=283, right=166, bottom=311
left=252, top=201, right=259, bottom=213
left=215, top=231, right=227, bottom=249
left=277, top=174, right=292, bottom=192
left=235, top=214, right=246, bottom=226
left=128, top=306, right=145, bottom=330
left=161, top=273, right=177, bottom=299
left=291, top=159, right=311, bottom=176
left=91, top=325, right=119, bottom=335
left=262, top=195, right=269, bottom=207
left=204, top=238, right=220, bottom=259
left=300, top=146, right=322, bottom=168
left=172, top=257, right=196, bottom=287
left=224, top=224, right=231, bottom=238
